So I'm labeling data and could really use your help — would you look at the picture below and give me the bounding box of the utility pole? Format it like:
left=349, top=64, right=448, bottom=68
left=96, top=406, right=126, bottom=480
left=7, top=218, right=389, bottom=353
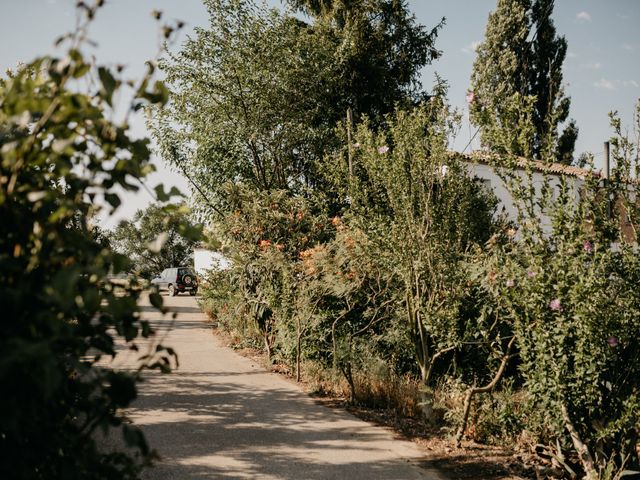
left=347, top=107, right=353, bottom=177
left=604, top=141, right=611, bottom=219
left=603, top=141, right=610, bottom=181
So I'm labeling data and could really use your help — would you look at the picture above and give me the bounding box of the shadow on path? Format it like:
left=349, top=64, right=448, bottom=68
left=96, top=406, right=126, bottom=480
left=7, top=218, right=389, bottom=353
left=122, top=295, right=441, bottom=480
left=134, top=373, right=431, bottom=480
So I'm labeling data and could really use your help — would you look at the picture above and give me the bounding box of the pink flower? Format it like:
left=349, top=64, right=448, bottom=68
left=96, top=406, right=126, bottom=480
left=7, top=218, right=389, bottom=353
left=583, top=240, right=594, bottom=253
left=505, top=279, right=515, bottom=288
left=607, top=336, right=618, bottom=347
left=526, top=270, right=536, bottom=279
left=466, top=90, right=475, bottom=104
left=353, top=142, right=360, bottom=149
left=378, top=145, right=389, bottom=154
left=549, top=298, right=562, bottom=312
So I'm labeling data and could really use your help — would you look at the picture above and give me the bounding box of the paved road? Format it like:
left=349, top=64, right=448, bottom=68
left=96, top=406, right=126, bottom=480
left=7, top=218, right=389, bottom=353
left=115, top=294, right=444, bottom=480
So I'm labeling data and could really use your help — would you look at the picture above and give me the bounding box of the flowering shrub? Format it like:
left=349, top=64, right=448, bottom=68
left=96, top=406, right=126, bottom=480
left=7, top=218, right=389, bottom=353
left=487, top=232, right=640, bottom=477
left=328, top=101, right=503, bottom=385
left=296, top=225, right=404, bottom=400
left=481, top=105, right=640, bottom=477
left=204, top=186, right=332, bottom=359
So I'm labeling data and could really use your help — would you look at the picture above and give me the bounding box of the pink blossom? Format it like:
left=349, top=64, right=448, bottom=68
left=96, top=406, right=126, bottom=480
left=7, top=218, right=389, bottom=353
left=583, top=240, right=594, bottom=253
left=607, top=336, right=618, bottom=347
left=526, top=270, right=536, bottom=279
left=378, top=145, right=389, bottom=154
left=505, top=279, right=515, bottom=288
left=466, top=90, right=475, bottom=104
left=549, top=298, right=563, bottom=312
left=353, top=142, right=360, bottom=149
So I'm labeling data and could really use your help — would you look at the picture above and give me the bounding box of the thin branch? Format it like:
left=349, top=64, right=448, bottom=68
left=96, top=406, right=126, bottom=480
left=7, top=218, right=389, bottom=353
left=455, top=336, right=516, bottom=448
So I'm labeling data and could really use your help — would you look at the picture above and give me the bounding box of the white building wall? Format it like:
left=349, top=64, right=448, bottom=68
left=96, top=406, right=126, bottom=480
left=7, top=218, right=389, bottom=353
left=467, top=163, right=584, bottom=231
left=193, top=248, right=231, bottom=277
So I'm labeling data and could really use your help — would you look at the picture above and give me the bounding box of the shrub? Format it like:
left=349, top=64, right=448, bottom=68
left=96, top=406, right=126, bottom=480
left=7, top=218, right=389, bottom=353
left=481, top=104, right=640, bottom=477
left=0, top=6, right=184, bottom=478
left=326, top=99, right=503, bottom=386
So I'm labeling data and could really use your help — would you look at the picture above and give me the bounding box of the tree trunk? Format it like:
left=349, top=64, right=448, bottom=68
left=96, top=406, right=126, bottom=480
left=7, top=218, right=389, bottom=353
left=424, top=346, right=456, bottom=386
left=561, top=404, right=598, bottom=479
left=264, top=333, right=272, bottom=361
left=340, top=361, right=356, bottom=404
left=296, top=331, right=301, bottom=383
left=455, top=336, right=515, bottom=448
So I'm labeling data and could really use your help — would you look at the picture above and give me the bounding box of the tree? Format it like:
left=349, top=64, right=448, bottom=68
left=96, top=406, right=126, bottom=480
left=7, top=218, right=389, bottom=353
left=110, top=203, right=200, bottom=279
left=470, top=0, right=577, bottom=164
left=328, top=101, right=502, bottom=385
left=154, top=0, right=337, bottom=205
left=154, top=0, right=443, bottom=213
left=285, top=0, right=444, bottom=124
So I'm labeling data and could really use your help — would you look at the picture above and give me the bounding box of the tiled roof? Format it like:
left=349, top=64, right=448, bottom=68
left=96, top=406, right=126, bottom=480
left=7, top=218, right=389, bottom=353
left=447, top=151, right=599, bottom=180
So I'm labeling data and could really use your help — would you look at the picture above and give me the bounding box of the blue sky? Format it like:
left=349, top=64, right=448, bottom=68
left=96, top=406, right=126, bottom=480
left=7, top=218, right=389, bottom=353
left=1, top=0, right=639, bottom=226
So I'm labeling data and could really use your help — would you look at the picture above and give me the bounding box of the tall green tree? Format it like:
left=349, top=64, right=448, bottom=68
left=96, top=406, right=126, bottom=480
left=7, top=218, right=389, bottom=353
left=286, top=0, right=444, bottom=124
left=154, top=0, right=337, bottom=204
left=154, top=0, right=442, bottom=214
left=327, top=101, right=503, bottom=385
left=470, top=0, right=577, bottom=164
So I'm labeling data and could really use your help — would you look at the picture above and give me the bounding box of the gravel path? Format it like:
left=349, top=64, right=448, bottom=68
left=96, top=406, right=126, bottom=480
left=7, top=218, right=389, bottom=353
left=116, top=294, right=445, bottom=480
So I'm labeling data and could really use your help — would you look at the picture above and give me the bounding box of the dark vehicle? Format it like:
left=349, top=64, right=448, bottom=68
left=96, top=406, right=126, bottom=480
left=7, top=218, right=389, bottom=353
left=151, top=267, right=198, bottom=296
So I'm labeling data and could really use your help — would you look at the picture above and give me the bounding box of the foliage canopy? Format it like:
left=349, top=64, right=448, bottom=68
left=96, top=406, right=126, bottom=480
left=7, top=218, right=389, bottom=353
left=154, top=0, right=443, bottom=214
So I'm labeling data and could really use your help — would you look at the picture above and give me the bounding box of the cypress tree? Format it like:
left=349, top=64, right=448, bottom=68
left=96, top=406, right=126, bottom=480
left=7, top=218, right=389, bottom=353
left=470, top=0, right=577, bottom=164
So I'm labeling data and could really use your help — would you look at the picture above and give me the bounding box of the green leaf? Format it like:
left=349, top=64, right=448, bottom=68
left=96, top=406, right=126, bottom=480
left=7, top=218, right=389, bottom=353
left=107, top=372, right=137, bottom=407
left=104, top=192, right=121, bottom=209
left=154, top=183, right=183, bottom=202
left=149, top=291, right=163, bottom=311
left=98, top=66, right=117, bottom=106
left=72, top=63, right=91, bottom=79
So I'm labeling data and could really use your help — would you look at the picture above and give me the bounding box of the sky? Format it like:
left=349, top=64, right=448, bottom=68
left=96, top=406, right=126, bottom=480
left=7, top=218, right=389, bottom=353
left=1, top=0, right=639, bottom=228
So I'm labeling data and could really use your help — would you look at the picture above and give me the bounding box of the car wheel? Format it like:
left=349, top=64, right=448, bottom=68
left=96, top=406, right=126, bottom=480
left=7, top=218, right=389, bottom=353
left=169, top=284, right=177, bottom=296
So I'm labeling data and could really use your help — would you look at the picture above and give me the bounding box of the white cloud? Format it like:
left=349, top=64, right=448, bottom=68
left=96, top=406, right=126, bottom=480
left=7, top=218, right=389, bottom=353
left=593, top=78, right=616, bottom=90
left=583, top=62, right=602, bottom=70
left=576, top=11, right=592, bottom=23
left=623, top=43, right=634, bottom=51
left=593, top=79, right=640, bottom=90
left=462, top=41, right=481, bottom=54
